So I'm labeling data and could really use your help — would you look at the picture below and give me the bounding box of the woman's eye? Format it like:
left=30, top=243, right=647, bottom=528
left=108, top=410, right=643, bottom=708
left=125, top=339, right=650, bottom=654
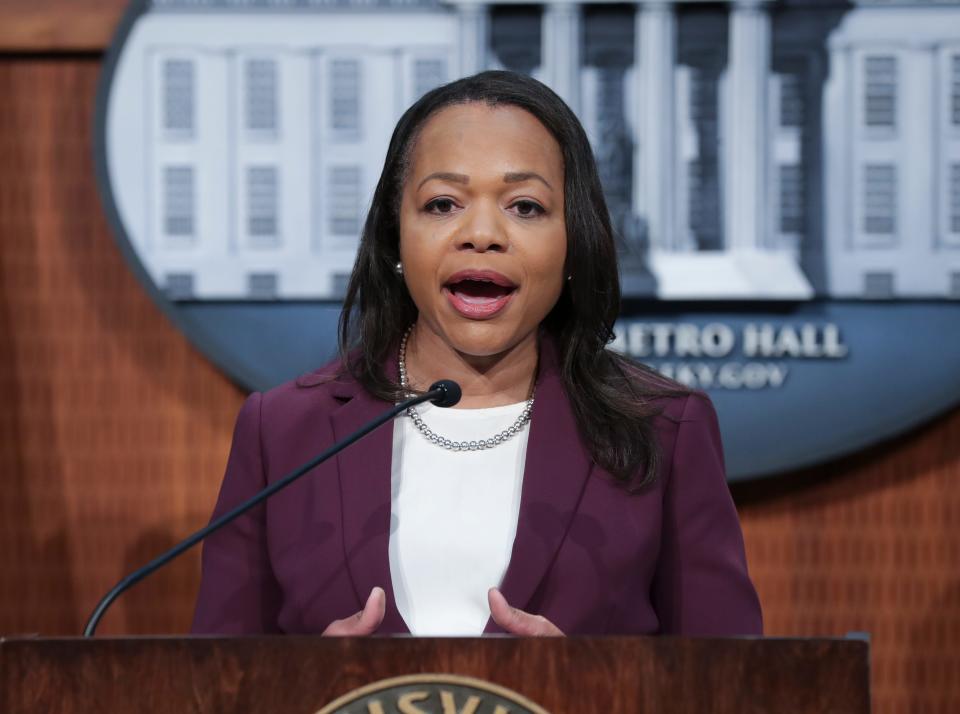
left=512, top=200, right=545, bottom=217
left=425, top=198, right=457, bottom=214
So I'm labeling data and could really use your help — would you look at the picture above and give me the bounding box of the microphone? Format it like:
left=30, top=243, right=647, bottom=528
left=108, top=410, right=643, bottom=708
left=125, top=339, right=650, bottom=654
left=428, top=379, right=461, bottom=408
left=83, top=379, right=462, bottom=637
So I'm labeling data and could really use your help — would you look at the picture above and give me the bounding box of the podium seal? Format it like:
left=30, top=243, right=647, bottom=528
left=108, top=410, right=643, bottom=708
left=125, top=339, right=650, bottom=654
left=315, top=673, right=550, bottom=714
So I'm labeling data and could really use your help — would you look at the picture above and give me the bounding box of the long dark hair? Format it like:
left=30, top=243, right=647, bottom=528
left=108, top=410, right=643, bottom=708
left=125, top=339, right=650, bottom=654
left=339, top=70, right=688, bottom=489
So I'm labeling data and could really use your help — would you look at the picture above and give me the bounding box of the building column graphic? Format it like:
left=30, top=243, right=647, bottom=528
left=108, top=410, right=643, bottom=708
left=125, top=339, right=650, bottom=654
left=634, top=0, right=677, bottom=251
left=541, top=2, right=582, bottom=114
left=456, top=2, right=489, bottom=77
left=725, top=0, right=772, bottom=251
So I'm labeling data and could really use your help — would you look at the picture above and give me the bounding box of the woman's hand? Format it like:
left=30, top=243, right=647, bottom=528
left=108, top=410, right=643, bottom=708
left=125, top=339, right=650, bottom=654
left=322, top=587, right=386, bottom=636
left=488, top=587, right=564, bottom=636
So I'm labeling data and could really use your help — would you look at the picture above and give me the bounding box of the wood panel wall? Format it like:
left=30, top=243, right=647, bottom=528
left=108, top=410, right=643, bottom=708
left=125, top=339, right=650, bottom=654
left=1, top=8, right=957, bottom=714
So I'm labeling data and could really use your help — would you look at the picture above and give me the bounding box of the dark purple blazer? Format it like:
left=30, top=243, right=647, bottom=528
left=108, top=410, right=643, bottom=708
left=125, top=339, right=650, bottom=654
left=192, top=339, right=762, bottom=636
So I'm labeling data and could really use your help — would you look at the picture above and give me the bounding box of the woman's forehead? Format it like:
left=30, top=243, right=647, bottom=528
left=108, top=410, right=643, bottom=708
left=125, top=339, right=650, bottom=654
left=407, top=103, right=563, bottom=181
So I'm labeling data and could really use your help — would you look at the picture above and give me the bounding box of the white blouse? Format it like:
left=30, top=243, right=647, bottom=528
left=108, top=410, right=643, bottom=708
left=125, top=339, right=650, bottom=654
left=388, top=400, right=530, bottom=635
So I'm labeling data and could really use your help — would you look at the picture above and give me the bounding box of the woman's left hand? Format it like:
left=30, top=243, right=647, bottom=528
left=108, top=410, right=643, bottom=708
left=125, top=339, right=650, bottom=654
left=488, top=587, right=565, bottom=636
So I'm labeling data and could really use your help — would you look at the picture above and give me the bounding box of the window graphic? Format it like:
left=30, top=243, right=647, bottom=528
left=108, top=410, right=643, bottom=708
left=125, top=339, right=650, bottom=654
left=248, top=272, right=279, bottom=299
left=779, top=165, right=804, bottom=236
left=247, top=166, right=279, bottom=243
left=164, top=272, right=194, bottom=299
left=941, top=55, right=960, bottom=247
left=772, top=63, right=808, bottom=253
left=330, top=58, right=360, bottom=135
left=864, top=55, right=897, bottom=129
left=245, top=58, right=278, bottom=133
left=950, top=163, right=960, bottom=234
left=779, top=73, right=804, bottom=128
left=328, top=166, right=362, bottom=238
left=863, top=164, right=897, bottom=237
left=951, top=54, right=960, bottom=127
left=163, top=59, right=194, bottom=134
left=163, top=165, right=195, bottom=238
left=864, top=270, right=895, bottom=298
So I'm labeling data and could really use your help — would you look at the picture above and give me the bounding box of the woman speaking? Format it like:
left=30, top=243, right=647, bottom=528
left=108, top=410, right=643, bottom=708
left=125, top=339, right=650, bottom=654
left=192, top=71, right=763, bottom=637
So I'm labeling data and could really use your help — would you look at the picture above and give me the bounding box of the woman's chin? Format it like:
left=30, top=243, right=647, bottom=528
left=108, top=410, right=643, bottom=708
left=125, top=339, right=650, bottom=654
left=430, top=320, right=537, bottom=362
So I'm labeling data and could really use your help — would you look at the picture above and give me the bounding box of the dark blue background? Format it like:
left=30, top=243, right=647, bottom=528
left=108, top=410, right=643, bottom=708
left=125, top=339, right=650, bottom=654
left=173, top=300, right=960, bottom=481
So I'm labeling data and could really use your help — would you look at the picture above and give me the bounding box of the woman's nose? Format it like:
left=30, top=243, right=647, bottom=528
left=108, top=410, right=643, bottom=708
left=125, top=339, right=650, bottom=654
left=455, top=204, right=508, bottom=253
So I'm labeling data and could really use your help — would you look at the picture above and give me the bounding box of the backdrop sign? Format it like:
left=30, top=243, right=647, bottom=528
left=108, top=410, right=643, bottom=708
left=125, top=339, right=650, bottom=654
left=96, top=0, right=960, bottom=480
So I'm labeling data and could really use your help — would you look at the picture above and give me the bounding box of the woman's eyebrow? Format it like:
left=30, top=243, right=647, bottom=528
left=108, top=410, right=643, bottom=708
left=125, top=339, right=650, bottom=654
left=418, top=172, right=469, bottom=190
left=504, top=171, right=552, bottom=190
left=417, top=171, right=553, bottom=191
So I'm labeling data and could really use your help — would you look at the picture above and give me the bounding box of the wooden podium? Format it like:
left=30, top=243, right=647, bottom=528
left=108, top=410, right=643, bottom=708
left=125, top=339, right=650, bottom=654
left=1, top=636, right=868, bottom=713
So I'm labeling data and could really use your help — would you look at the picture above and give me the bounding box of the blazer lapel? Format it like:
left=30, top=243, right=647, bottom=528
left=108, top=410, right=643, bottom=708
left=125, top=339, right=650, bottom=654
left=329, top=377, right=410, bottom=635
left=484, top=338, right=593, bottom=633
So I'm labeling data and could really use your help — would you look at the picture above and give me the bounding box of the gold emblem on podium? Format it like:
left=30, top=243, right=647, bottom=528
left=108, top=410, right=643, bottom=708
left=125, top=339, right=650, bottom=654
left=315, top=673, right=550, bottom=714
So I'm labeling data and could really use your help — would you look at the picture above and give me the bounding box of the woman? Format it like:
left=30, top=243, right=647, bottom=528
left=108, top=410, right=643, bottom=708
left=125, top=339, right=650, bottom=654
left=192, top=71, right=762, bottom=637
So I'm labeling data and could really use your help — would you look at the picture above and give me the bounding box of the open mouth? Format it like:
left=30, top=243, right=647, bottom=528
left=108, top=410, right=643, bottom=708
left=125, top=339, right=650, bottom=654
left=447, top=279, right=515, bottom=303
left=443, top=271, right=518, bottom=319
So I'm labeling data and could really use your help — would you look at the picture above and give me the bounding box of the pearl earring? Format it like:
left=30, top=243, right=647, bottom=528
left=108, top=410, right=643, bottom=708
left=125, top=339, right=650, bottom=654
left=395, top=262, right=403, bottom=276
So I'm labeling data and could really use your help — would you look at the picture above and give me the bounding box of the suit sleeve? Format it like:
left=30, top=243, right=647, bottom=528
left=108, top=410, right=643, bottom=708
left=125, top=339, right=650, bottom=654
left=651, top=393, right=763, bottom=635
left=192, top=392, right=283, bottom=634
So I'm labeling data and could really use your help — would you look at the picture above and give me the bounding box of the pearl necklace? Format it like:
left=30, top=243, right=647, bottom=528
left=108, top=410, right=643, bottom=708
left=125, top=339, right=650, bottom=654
left=398, top=327, right=535, bottom=451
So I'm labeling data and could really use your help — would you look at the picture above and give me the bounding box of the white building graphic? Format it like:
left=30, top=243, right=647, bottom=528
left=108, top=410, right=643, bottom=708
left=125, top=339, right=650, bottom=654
left=823, top=4, right=960, bottom=298
left=102, top=0, right=960, bottom=300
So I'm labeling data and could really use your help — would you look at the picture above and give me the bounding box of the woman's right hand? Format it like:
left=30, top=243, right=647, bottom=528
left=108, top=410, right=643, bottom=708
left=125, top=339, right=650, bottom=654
left=321, top=587, right=386, bottom=636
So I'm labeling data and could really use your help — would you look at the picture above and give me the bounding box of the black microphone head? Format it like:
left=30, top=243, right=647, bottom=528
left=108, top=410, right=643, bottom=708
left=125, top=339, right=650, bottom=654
left=428, top=380, right=462, bottom=408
